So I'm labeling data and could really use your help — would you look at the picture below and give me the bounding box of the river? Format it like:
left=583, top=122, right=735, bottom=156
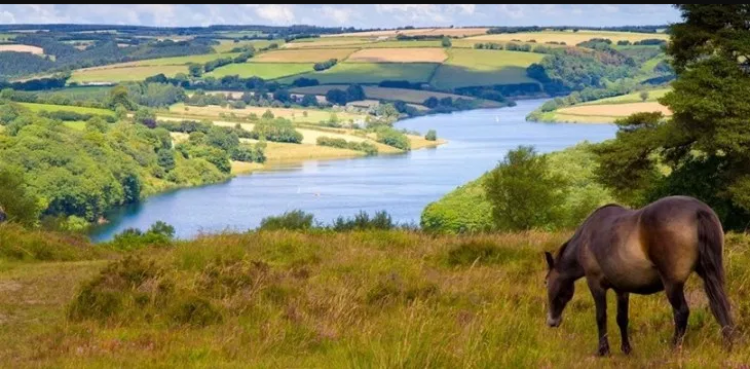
left=89, top=99, right=617, bottom=242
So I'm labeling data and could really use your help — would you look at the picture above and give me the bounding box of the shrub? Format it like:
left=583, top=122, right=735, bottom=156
left=425, top=130, right=437, bottom=141
left=375, top=127, right=410, bottom=151
left=109, top=221, right=176, bottom=250
left=259, top=210, right=315, bottom=231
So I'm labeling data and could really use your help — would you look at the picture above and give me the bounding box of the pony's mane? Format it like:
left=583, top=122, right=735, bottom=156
left=554, top=241, right=570, bottom=263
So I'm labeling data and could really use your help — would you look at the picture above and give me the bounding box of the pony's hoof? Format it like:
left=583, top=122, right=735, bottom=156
left=621, top=344, right=632, bottom=355
left=597, top=345, right=610, bottom=357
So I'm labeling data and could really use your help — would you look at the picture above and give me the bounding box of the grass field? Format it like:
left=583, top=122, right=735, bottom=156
left=283, top=38, right=373, bottom=49
left=431, top=49, right=544, bottom=89
left=206, top=62, right=313, bottom=79
left=579, top=88, right=671, bottom=105
left=213, top=39, right=284, bottom=53
left=252, top=48, right=357, bottom=63
left=116, top=53, right=238, bottom=67
left=468, top=30, right=669, bottom=45
left=263, top=141, right=364, bottom=161
left=0, top=44, right=44, bottom=55
left=346, top=48, right=447, bottom=63
left=70, top=65, right=188, bottom=83
left=168, top=103, right=366, bottom=124
left=557, top=102, right=672, bottom=118
left=35, top=86, right=112, bottom=99
left=18, top=102, right=115, bottom=116
left=2, top=226, right=749, bottom=367
left=330, top=27, right=489, bottom=38
left=279, top=63, right=439, bottom=85
left=291, top=85, right=483, bottom=106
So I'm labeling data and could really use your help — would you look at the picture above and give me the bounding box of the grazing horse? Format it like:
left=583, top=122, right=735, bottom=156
left=544, top=196, right=734, bottom=356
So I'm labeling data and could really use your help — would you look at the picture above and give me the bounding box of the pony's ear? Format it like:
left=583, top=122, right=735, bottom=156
left=544, top=251, right=554, bottom=270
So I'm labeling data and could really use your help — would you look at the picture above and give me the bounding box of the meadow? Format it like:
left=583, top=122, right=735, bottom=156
left=468, top=30, right=668, bottom=45
left=278, top=62, right=439, bottom=84
left=205, top=62, right=314, bottom=79
left=330, top=27, right=489, bottom=38
left=213, top=39, right=285, bottom=53
left=0, top=44, right=44, bottom=55
left=252, top=48, right=357, bottom=63
left=431, top=49, right=544, bottom=89
left=345, top=48, right=448, bottom=63
left=167, top=103, right=366, bottom=124
left=555, top=102, right=672, bottom=122
left=1, top=224, right=749, bottom=368
left=18, top=102, right=115, bottom=116
left=70, top=65, right=188, bottom=83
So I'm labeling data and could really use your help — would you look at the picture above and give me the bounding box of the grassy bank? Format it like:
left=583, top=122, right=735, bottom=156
left=1, top=225, right=749, bottom=367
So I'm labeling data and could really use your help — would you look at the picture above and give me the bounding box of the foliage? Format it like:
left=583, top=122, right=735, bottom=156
left=0, top=166, right=42, bottom=227
left=441, top=37, right=452, bottom=48
left=259, top=210, right=315, bottom=231
left=109, top=221, right=176, bottom=250
left=313, top=58, right=338, bottom=72
left=250, top=118, right=303, bottom=144
left=325, top=88, right=348, bottom=106
left=483, top=146, right=567, bottom=231
left=375, top=126, right=410, bottom=151
left=316, top=136, right=378, bottom=156
left=592, top=5, right=750, bottom=230
left=425, top=129, right=437, bottom=141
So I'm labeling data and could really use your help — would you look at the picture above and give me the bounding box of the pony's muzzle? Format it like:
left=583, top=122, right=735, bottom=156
left=547, top=313, right=562, bottom=328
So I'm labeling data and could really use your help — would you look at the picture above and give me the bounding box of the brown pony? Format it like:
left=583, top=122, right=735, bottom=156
left=544, top=195, right=734, bottom=356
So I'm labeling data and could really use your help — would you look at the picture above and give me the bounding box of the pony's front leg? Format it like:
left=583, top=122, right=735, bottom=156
left=588, top=279, right=610, bottom=356
left=616, top=291, right=632, bottom=354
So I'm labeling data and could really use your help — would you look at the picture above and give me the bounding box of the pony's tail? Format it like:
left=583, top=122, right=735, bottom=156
left=695, top=209, right=734, bottom=343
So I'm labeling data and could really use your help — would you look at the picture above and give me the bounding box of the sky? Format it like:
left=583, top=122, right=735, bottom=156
left=0, top=4, right=682, bottom=29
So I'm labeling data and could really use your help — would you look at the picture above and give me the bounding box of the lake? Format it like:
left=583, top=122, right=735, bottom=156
left=89, top=99, right=617, bottom=242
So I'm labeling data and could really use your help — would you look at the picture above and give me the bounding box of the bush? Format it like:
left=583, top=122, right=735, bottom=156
left=0, top=166, right=42, bottom=227
left=313, top=58, right=338, bottom=72
left=483, top=146, right=566, bottom=231
left=259, top=210, right=315, bottom=231
left=316, top=136, right=378, bottom=156
left=425, top=129, right=437, bottom=141
left=250, top=118, right=303, bottom=144
left=375, top=127, right=410, bottom=151
left=331, top=210, right=394, bottom=231
left=109, top=221, right=176, bottom=250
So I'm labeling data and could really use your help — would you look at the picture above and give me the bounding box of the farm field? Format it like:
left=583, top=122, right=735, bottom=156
left=579, top=88, right=671, bottom=105
left=0, top=44, right=44, bottom=55
left=468, top=30, right=668, bottom=45
left=279, top=62, right=439, bottom=85
left=206, top=62, right=313, bottom=79
left=552, top=102, right=672, bottom=123
left=431, top=49, right=544, bottom=89
left=346, top=48, right=447, bottom=63
left=114, top=53, right=238, bottom=67
left=35, top=86, right=112, bottom=99
left=329, top=27, right=489, bottom=38
left=252, top=48, right=357, bottom=63
left=168, top=103, right=366, bottom=124
left=283, top=38, right=373, bottom=48
left=213, top=39, right=284, bottom=53
left=18, top=102, right=115, bottom=116
left=291, top=85, right=489, bottom=106
left=70, top=65, right=188, bottom=83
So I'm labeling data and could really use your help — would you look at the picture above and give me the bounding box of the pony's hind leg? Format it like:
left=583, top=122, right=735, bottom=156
left=664, top=281, right=689, bottom=347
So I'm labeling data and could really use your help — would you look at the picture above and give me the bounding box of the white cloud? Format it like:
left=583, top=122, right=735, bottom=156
left=374, top=4, right=448, bottom=23
left=600, top=5, right=619, bottom=14
left=0, top=10, right=16, bottom=23
left=321, top=5, right=352, bottom=25
left=452, top=5, right=476, bottom=15
left=247, top=4, right=295, bottom=25
left=497, top=5, right=524, bottom=19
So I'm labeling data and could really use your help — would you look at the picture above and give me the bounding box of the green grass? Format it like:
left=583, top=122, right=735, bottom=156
left=1, top=224, right=749, bottom=367
left=18, top=102, right=115, bottom=116
left=62, top=121, right=87, bottom=130
left=35, top=86, right=112, bottom=99
left=431, top=49, right=544, bottom=89
left=279, top=62, right=439, bottom=85
left=126, top=53, right=239, bottom=66
left=206, top=62, right=314, bottom=79
left=579, top=88, right=671, bottom=105
left=640, top=57, right=665, bottom=73
left=213, top=39, right=285, bottom=53
left=70, top=65, right=188, bottom=83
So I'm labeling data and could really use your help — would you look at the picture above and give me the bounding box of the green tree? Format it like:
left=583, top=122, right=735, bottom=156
left=133, top=108, right=156, bottom=128
left=425, top=129, right=437, bottom=141
left=188, top=63, right=203, bottom=77
left=0, top=166, right=41, bottom=227
left=639, top=91, right=649, bottom=102
left=261, top=109, right=275, bottom=120
left=107, top=85, right=135, bottom=110
left=325, top=89, right=348, bottom=106
left=346, top=84, right=365, bottom=101
left=592, top=5, right=750, bottom=229
left=301, top=94, right=318, bottom=107
left=441, top=36, right=452, bottom=48
left=157, top=149, right=176, bottom=172
left=483, top=146, right=566, bottom=231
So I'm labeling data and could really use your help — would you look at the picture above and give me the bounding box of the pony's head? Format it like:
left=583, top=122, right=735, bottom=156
left=544, top=245, right=575, bottom=328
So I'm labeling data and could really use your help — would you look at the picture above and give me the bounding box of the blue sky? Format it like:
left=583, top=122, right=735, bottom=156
left=0, top=5, right=681, bottom=28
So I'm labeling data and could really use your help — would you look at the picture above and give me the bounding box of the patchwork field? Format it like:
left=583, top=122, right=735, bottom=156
left=346, top=48, right=447, bottom=63
left=279, top=63, right=439, bottom=85
left=35, top=86, right=112, bottom=99
left=18, top=102, right=115, bottom=116
left=168, top=103, right=366, bottom=124
left=252, top=48, right=356, bottom=63
left=579, top=88, right=671, bottom=105
left=0, top=44, right=44, bottom=55
left=206, top=62, right=313, bottom=79
left=431, top=49, right=544, bottom=89
left=114, top=53, right=238, bottom=67
left=330, top=27, right=489, bottom=38
left=291, top=85, right=485, bottom=106
left=557, top=102, right=671, bottom=117
left=70, top=65, right=188, bottom=83
left=213, top=39, right=284, bottom=53
left=468, top=30, right=668, bottom=45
